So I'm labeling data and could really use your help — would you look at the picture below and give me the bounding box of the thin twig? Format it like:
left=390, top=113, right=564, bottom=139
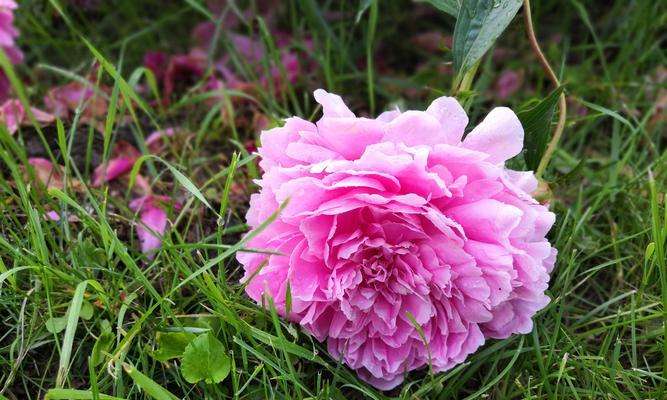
left=523, top=0, right=567, bottom=179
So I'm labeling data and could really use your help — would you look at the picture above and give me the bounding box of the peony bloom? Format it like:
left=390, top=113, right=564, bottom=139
left=0, top=0, right=22, bottom=102
left=237, top=90, right=557, bottom=390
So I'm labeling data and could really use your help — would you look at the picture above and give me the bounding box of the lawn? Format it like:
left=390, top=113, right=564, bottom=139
left=0, top=0, right=666, bottom=399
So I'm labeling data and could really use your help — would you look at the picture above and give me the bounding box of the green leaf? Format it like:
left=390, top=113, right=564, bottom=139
left=123, top=362, right=179, bottom=400
left=152, top=331, right=192, bottom=362
left=44, top=389, right=124, bottom=400
left=45, top=303, right=92, bottom=334
left=180, top=332, right=230, bottom=384
left=46, top=316, right=68, bottom=334
left=517, top=86, right=564, bottom=171
left=80, top=301, right=94, bottom=320
left=57, top=280, right=89, bottom=387
left=355, top=0, right=373, bottom=23
left=129, top=155, right=219, bottom=217
left=453, top=0, right=522, bottom=75
left=416, top=0, right=461, bottom=17
left=91, top=331, right=114, bottom=366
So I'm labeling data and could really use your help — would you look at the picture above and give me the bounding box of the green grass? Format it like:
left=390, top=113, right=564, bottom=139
left=1, top=0, right=666, bottom=399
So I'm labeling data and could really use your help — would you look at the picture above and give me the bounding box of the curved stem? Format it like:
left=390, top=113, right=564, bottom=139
left=523, top=0, right=567, bottom=179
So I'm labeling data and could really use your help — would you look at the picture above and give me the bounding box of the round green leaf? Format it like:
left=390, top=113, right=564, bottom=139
left=180, top=333, right=230, bottom=384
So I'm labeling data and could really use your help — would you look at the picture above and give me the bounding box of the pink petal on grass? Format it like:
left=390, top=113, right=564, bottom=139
left=92, top=158, right=135, bottom=186
left=0, top=1, right=21, bottom=101
left=0, top=99, right=55, bottom=134
left=145, top=128, right=175, bottom=154
left=46, top=210, right=78, bottom=222
left=136, top=205, right=167, bottom=254
left=28, top=157, right=62, bottom=189
left=43, top=81, right=108, bottom=120
left=92, top=141, right=141, bottom=186
left=129, top=196, right=182, bottom=255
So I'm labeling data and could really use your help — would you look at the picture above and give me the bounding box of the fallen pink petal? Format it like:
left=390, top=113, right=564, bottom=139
left=0, top=99, right=55, bottom=134
left=46, top=210, right=78, bottom=222
left=130, top=195, right=182, bottom=255
left=92, top=140, right=141, bottom=186
left=27, top=157, right=63, bottom=189
left=145, top=127, right=175, bottom=154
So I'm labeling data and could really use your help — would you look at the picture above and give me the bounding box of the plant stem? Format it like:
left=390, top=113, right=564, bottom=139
left=523, top=0, right=567, bottom=179
left=452, top=60, right=480, bottom=110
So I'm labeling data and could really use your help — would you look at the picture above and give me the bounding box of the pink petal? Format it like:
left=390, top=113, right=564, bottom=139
left=383, top=110, right=444, bottom=147
left=93, top=158, right=135, bottom=186
left=0, top=99, right=52, bottom=134
left=462, top=107, right=524, bottom=163
left=447, top=199, right=523, bottom=246
left=31, top=107, right=55, bottom=124
left=46, top=210, right=78, bottom=222
left=145, top=127, right=175, bottom=154
left=425, top=96, right=469, bottom=144
left=313, top=89, right=355, bottom=118
left=92, top=141, right=141, bottom=186
left=46, top=210, right=61, bottom=221
left=0, top=99, right=23, bottom=133
left=316, top=117, right=385, bottom=159
left=28, top=157, right=63, bottom=188
left=136, top=205, right=168, bottom=254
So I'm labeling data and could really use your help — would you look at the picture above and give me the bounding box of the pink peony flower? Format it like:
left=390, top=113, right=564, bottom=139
left=237, top=90, right=557, bottom=390
left=0, top=0, right=22, bottom=102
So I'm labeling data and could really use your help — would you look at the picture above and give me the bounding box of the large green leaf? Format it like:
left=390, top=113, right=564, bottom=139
left=152, top=331, right=192, bottom=363
left=453, top=0, right=522, bottom=75
left=180, top=333, right=230, bottom=384
left=415, top=0, right=461, bottom=17
left=517, top=87, right=564, bottom=171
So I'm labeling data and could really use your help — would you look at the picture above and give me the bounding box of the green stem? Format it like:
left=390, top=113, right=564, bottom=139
left=366, top=0, right=379, bottom=115
left=523, top=0, right=567, bottom=179
left=452, top=60, right=480, bottom=108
